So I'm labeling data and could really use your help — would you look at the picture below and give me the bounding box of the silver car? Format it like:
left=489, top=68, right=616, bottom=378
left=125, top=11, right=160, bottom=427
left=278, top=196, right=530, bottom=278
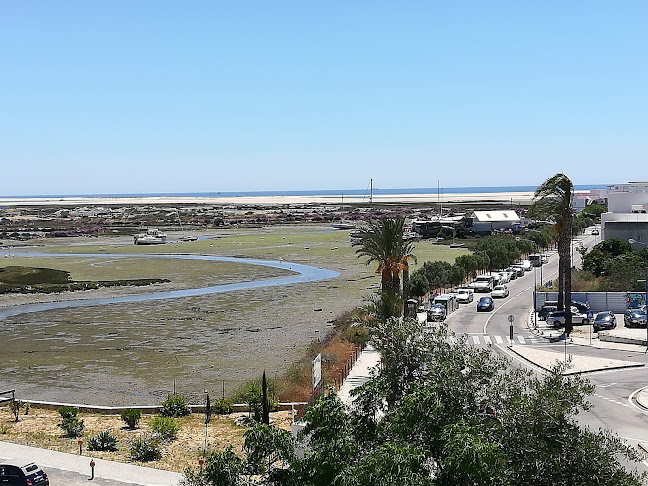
left=427, top=304, right=447, bottom=322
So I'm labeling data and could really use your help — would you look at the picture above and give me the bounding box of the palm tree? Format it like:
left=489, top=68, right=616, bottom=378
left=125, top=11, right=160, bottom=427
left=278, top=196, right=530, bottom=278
left=354, top=217, right=417, bottom=297
left=528, top=173, right=574, bottom=335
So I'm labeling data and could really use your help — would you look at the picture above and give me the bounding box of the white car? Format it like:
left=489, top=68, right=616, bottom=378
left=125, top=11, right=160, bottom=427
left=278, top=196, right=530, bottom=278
left=456, top=288, right=474, bottom=303
left=498, top=272, right=510, bottom=284
left=491, top=285, right=509, bottom=298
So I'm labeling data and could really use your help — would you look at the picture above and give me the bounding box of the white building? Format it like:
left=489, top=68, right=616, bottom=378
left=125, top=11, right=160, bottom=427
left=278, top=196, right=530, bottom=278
left=469, top=210, right=521, bottom=235
left=601, top=182, right=648, bottom=243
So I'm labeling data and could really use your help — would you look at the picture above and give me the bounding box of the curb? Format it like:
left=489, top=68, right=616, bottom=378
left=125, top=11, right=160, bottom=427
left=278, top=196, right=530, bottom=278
left=505, top=345, right=645, bottom=375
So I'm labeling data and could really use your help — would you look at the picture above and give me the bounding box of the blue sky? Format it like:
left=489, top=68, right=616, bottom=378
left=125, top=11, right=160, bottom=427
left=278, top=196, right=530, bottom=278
left=2, top=1, right=646, bottom=196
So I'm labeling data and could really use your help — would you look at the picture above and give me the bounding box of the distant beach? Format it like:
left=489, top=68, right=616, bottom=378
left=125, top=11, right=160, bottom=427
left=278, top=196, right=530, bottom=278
left=0, top=185, right=601, bottom=207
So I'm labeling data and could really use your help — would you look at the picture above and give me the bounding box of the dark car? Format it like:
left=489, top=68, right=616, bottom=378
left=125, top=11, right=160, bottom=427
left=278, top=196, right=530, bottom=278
left=624, top=309, right=647, bottom=328
left=477, top=297, right=494, bottom=312
left=571, top=300, right=591, bottom=313
left=593, top=311, right=616, bottom=332
left=0, top=462, right=49, bottom=486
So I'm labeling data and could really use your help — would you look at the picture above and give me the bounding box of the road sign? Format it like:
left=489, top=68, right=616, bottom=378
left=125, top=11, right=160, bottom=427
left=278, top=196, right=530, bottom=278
left=508, top=314, right=515, bottom=323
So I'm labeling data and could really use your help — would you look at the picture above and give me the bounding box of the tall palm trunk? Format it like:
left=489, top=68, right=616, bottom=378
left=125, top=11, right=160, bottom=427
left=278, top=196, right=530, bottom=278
left=402, top=265, right=410, bottom=301
left=563, top=218, right=573, bottom=335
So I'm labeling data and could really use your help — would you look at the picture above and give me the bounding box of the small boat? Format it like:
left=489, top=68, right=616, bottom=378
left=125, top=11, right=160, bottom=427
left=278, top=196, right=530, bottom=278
left=331, top=220, right=356, bottom=230
left=179, top=235, right=198, bottom=242
left=174, top=210, right=197, bottom=242
left=133, top=228, right=167, bottom=245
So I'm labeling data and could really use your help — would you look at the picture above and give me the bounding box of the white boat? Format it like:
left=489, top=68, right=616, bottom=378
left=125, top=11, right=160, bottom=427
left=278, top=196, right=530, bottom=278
left=174, top=209, right=198, bottom=242
left=331, top=220, right=356, bottom=230
left=179, top=235, right=198, bottom=242
left=133, top=228, right=167, bottom=245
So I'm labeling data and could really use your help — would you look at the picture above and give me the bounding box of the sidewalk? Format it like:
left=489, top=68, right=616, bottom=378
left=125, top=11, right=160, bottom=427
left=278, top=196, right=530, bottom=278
left=337, top=344, right=381, bottom=407
left=0, top=441, right=182, bottom=486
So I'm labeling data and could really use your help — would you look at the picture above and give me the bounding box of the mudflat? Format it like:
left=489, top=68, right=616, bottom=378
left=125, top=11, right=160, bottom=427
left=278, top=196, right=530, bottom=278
left=0, top=225, right=467, bottom=406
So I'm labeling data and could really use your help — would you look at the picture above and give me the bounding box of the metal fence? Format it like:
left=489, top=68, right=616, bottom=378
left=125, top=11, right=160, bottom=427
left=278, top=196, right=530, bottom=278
left=535, top=292, right=631, bottom=313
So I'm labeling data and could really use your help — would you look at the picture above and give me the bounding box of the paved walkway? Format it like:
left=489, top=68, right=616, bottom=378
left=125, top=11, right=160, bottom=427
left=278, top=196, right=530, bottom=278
left=0, top=441, right=182, bottom=486
left=337, top=344, right=381, bottom=407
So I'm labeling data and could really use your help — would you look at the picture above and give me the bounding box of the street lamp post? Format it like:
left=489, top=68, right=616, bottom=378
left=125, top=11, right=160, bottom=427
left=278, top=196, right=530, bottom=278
left=628, top=238, right=648, bottom=352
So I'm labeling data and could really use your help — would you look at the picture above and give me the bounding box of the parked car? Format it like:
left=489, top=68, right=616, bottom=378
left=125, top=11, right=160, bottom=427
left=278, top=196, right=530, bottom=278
left=591, top=229, right=600, bottom=235
left=505, top=268, right=518, bottom=280
left=538, top=305, right=558, bottom=321
left=624, top=309, right=647, bottom=328
left=477, top=296, right=494, bottom=312
left=0, top=461, right=49, bottom=486
left=427, top=304, right=447, bottom=322
left=547, top=307, right=590, bottom=328
left=511, top=265, right=524, bottom=277
left=491, top=285, right=509, bottom=298
left=456, top=288, right=474, bottom=304
left=593, top=311, right=617, bottom=332
left=497, top=271, right=510, bottom=284
left=571, top=300, right=591, bottom=313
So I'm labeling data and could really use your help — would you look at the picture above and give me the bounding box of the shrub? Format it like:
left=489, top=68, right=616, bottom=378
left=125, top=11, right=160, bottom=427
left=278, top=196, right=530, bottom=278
left=150, top=416, right=180, bottom=442
left=121, top=408, right=142, bottom=429
left=59, top=417, right=84, bottom=438
left=87, top=430, right=118, bottom=452
left=128, top=434, right=161, bottom=462
left=212, top=398, right=234, bottom=415
left=58, top=406, right=79, bottom=420
left=57, top=406, right=84, bottom=437
left=23, top=402, right=31, bottom=415
left=234, top=380, right=279, bottom=423
left=159, top=393, right=191, bottom=418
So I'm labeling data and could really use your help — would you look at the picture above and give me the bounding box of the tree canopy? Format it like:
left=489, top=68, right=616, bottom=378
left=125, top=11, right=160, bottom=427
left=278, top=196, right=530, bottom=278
left=182, top=320, right=646, bottom=486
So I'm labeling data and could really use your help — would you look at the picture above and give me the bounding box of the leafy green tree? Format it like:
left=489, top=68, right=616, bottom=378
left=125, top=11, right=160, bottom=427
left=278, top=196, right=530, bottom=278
left=581, top=203, right=607, bottom=219
left=421, top=260, right=453, bottom=291
left=583, top=238, right=635, bottom=277
left=243, top=423, right=295, bottom=480
left=408, top=270, right=429, bottom=299
left=529, top=173, right=575, bottom=335
left=455, top=253, right=484, bottom=280
left=181, top=319, right=646, bottom=486
left=181, top=446, right=244, bottom=486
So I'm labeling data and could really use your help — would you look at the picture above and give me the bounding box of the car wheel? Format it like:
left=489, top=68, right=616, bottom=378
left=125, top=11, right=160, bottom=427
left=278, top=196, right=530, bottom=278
left=582, top=319, right=589, bottom=325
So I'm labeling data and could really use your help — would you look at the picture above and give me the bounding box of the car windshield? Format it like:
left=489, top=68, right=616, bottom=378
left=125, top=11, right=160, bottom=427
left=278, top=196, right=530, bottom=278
left=595, top=313, right=611, bottom=321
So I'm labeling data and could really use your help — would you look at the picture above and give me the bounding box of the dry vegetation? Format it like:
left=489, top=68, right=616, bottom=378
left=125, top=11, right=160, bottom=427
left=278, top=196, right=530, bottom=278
left=0, top=405, right=294, bottom=472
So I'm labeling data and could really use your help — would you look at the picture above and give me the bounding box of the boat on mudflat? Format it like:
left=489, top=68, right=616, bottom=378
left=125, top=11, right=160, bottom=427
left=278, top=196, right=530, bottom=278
left=331, top=220, right=356, bottom=230
left=133, top=228, right=167, bottom=245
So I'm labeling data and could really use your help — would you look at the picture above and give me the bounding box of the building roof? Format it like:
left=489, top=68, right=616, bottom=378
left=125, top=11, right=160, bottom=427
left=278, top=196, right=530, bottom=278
left=471, top=211, right=521, bottom=222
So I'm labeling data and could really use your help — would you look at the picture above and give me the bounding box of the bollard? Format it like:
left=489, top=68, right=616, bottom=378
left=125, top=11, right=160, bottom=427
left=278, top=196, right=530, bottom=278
left=199, top=457, right=205, bottom=470
left=89, top=459, right=95, bottom=480
left=78, top=439, right=83, bottom=455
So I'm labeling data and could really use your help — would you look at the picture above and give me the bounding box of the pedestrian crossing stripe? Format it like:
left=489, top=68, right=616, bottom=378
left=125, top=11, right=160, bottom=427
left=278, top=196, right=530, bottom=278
left=456, top=335, right=539, bottom=345
left=446, top=335, right=540, bottom=345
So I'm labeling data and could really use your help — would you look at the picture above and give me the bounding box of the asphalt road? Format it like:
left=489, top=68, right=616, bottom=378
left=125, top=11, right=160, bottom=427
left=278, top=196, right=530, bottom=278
left=0, top=459, right=142, bottom=486
left=445, top=228, right=648, bottom=475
